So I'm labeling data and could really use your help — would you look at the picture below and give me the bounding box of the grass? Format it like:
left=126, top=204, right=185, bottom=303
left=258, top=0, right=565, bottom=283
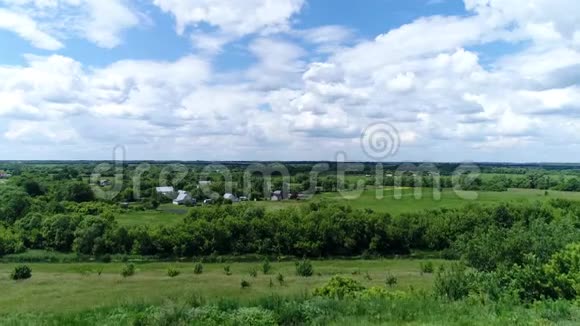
left=0, top=259, right=448, bottom=314
left=116, top=204, right=188, bottom=226
left=114, top=187, right=580, bottom=225
left=249, top=187, right=580, bottom=215
left=316, top=187, right=580, bottom=214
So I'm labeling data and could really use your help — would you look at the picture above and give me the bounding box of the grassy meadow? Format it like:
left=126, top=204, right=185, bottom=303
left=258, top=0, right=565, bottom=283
left=115, top=204, right=188, bottom=226
left=0, top=259, right=445, bottom=314
left=114, top=187, right=580, bottom=226
left=317, top=187, right=580, bottom=214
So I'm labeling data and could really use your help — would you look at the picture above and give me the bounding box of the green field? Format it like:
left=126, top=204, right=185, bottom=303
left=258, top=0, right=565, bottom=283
left=0, top=259, right=445, bottom=314
left=317, top=187, right=580, bottom=214
left=115, top=188, right=580, bottom=226
left=116, top=204, right=188, bottom=226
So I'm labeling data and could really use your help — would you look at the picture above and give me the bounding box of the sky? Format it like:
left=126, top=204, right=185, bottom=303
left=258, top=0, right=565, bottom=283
left=0, top=0, right=580, bottom=162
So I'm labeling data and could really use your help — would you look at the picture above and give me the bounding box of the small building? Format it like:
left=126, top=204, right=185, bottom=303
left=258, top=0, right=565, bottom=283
left=155, top=186, right=175, bottom=197
left=173, top=190, right=194, bottom=205
left=0, top=171, right=11, bottom=179
left=224, top=193, right=239, bottom=202
left=271, top=190, right=285, bottom=201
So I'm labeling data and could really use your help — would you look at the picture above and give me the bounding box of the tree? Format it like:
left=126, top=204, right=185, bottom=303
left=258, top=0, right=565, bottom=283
left=22, top=179, right=44, bottom=197
left=0, top=187, right=31, bottom=223
left=73, top=216, right=115, bottom=256
left=41, top=214, right=80, bottom=252
left=65, top=182, right=95, bottom=203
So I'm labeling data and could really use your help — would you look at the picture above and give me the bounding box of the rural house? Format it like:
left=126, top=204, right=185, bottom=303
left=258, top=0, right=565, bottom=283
left=173, top=190, right=194, bottom=205
left=155, top=186, right=175, bottom=197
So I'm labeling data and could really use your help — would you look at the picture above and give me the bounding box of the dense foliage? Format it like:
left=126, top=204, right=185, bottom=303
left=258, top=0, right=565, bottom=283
left=10, top=265, right=32, bottom=280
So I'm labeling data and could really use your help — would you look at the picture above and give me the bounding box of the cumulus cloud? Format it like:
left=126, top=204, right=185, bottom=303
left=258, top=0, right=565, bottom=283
left=0, top=0, right=140, bottom=48
left=153, top=0, right=304, bottom=35
left=2, top=0, right=580, bottom=161
left=153, top=0, right=305, bottom=52
left=0, top=8, right=63, bottom=49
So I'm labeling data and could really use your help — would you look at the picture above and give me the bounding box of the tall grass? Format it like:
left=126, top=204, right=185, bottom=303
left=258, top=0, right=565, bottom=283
left=1, top=294, right=577, bottom=325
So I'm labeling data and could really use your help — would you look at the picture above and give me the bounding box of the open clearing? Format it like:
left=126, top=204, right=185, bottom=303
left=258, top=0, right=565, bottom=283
left=0, top=259, right=446, bottom=314
left=116, top=188, right=580, bottom=225
left=317, top=187, right=580, bottom=214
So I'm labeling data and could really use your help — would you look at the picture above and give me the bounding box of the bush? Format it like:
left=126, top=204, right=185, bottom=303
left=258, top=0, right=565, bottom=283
left=241, top=279, right=251, bottom=289
left=385, top=272, right=398, bottom=287
left=10, top=265, right=31, bottom=280
left=249, top=267, right=258, bottom=278
left=296, top=259, right=314, bottom=277
left=167, top=266, right=180, bottom=278
left=121, top=263, right=135, bottom=278
left=434, top=263, right=472, bottom=300
left=194, top=263, right=203, bottom=275
left=420, top=261, right=434, bottom=274
left=224, top=264, right=232, bottom=276
left=262, top=259, right=272, bottom=275
left=100, top=254, right=112, bottom=263
left=313, top=276, right=366, bottom=299
left=543, top=243, right=580, bottom=300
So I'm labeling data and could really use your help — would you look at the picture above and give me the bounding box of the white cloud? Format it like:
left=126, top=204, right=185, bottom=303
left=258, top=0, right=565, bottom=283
left=2, top=0, right=580, bottom=161
left=0, top=0, right=140, bottom=48
left=82, top=0, right=140, bottom=48
left=153, top=0, right=305, bottom=52
left=0, top=8, right=63, bottom=49
left=153, top=0, right=305, bottom=36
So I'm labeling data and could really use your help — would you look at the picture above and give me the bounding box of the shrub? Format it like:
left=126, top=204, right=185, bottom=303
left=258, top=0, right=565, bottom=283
left=11, top=265, right=32, bottom=280
left=121, top=263, right=135, bottom=278
left=194, top=263, right=203, bottom=275
left=167, top=266, right=180, bottom=278
left=313, top=276, right=366, bottom=299
left=434, top=263, right=472, bottom=300
left=543, top=243, right=580, bottom=300
left=262, top=259, right=272, bottom=275
left=100, top=254, right=112, bottom=263
left=241, top=279, right=251, bottom=289
left=224, top=264, right=232, bottom=276
left=249, top=267, right=258, bottom=278
left=277, top=273, right=285, bottom=285
left=420, top=261, right=434, bottom=274
left=385, top=272, right=398, bottom=287
left=295, top=259, right=314, bottom=277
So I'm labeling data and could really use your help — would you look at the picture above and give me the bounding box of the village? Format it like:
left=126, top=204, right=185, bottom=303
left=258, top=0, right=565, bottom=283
left=153, top=183, right=311, bottom=206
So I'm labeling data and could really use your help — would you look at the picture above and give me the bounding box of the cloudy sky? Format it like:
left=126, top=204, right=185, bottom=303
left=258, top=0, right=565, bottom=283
left=0, top=0, right=579, bottom=162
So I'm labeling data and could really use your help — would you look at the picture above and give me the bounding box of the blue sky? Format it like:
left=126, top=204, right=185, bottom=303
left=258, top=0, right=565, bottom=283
left=0, top=0, right=579, bottom=162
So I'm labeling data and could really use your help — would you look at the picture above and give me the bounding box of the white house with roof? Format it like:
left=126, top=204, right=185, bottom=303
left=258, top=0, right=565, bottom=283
left=156, top=186, right=175, bottom=198
left=224, top=193, right=239, bottom=202
left=271, top=190, right=286, bottom=201
left=173, top=190, right=194, bottom=205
